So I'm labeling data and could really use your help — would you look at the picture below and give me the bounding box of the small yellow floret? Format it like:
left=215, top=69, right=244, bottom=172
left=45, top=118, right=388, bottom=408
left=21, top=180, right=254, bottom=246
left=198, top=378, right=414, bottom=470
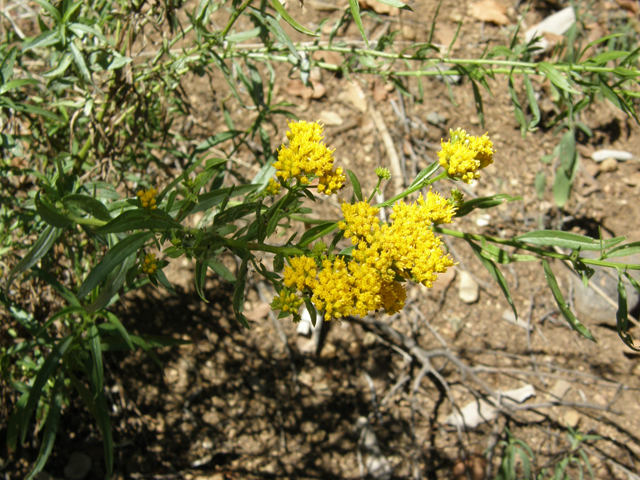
left=283, top=255, right=318, bottom=292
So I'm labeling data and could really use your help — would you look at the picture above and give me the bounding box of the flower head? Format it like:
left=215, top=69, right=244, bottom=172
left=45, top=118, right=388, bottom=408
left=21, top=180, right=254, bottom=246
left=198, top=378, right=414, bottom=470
left=438, top=128, right=494, bottom=183
left=274, top=121, right=344, bottom=195
left=137, top=187, right=158, bottom=210
left=142, top=253, right=158, bottom=275
left=271, top=288, right=304, bottom=321
left=265, top=178, right=281, bottom=196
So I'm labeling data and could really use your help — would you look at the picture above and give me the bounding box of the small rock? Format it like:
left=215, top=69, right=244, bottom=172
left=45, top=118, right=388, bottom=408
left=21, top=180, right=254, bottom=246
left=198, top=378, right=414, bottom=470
left=476, top=214, right=491, bottom=227
left=525, top=7, right=575, bottom=52
left=401, top=25, right=416, bottom=41
left=549, top=379, right=571, bottom=399
left=64, top=452, right=92, bottom=480
left=309, top=66, right=322, bottom=82
left=363, top=331, right=377, bottom=347
left=598, top=157, right=618, bottom=173
left=426, top=111, right=447, bottom=126
left=623, top=173, right=640, bottom=186
left=583, top=161, right=599, bottom=178
left=471, top=0, right=509, bottom=25
left=591, top=149, right=633, bottom=162
left=458, top=271, right=479, bottom=304
left=562, top=410, right=580, bottom=428
left=319, top=110, right=344, bottom=126
left=432, top=268, right=456, bottom=293
left=339, top=81, right=367, bottom=113
left=469, top=115, right=480, bottom=125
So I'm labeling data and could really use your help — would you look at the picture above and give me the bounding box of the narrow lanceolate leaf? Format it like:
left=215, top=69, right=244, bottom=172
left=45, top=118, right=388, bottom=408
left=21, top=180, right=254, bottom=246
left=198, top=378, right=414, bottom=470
left=615, top=274, right=638, bottom=351
left=606, top=241, right=640, bottom=258
left=552, top=166, right=572, bottom=208
left=6, top=225, right=62, bottom=293
left=88, top=324, right=104, bottom=393
left=104, top=312, right=134, bottom=350
left=208, top=258, right=236, bottom=283
left=35, top=192, right=72, bottom=228
left=467, top=240, right=517, bottom=320
left=233, top=253, right=251, bottom=329
left=7, top=391, right=28, bottom=452
left=271, top=0, right=319, bottom=37
left=94, top=210, right=181, bottom=234
left=542, top=259, right=596, bottom=342
left=373, top=0, right=412, bottom=10
left=534, top=171, right=546, bottom=200
left=524, top=74, right=540, bottom=128
left=409, top=161, right=440, bottom=188
left=85, top=252, right=136, bottom=314
left=63, top=194, right=111, bottom=221
left=346, top=170, right=363, bottom=201
left=26, top=375, right=63, bottom=480
left=95, top=387, right=114, bottom=479
left=77, top=232, right=154, bottom=298
left=455, top=194, right=522, bottom=217
left=559, top=129, right=576, bottom=174
left=21, top=335, right=75, bottom=444
left=348, top=0, right=369, bottom=47
left=195, top=259, right=209, bottom=303
left=515, top=230, right=622, bottom=251
left=538, top=62, right=580, bottom=95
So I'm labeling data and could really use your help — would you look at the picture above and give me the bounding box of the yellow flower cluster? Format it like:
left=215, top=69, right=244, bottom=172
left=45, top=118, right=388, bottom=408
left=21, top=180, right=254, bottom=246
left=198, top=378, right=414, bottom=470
left=137, top=187, right=158, bottom=210
left=265, top=178, right=281, bottom=196
left=282, top=190, right=456, bottom=321
left=438, top=128, right=494, bottom=183
left=274, top=121, right=346, bottom=195
left=271, top=288, right=304, bottom=317
left=142, top=253, right=157, bottom=275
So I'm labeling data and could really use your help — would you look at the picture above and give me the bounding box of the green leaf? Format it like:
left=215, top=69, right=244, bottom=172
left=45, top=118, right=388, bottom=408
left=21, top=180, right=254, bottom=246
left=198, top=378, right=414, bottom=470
left=195, top=259, right=208, bottom=303
left=194, top=129, right=242, bottom=153
left=86, top=250, right=136, bottom=314
left=21, top=335, right=75, bottom=444
left=542, top=259, right=595, bottom=342
left=94, top=387, right=114, bottom=479
left=524, top=74, right=540, bottom=129
left=233, top=253, right=251, bottom=328
left=103, top=312, right=134, bottom=350
left=0, top=78, right=38, bottom=95
left=409, top=161, right=440, bottom=188
left=155, top=268, right=177, bottom=296
left=0, top=46, right=17, bottom=83
left=63, top=194, right=111, bottom=221
left=36, top=305, right=85, bottom=338
left=559, top=130, right=576, bottom=174
left=470, top=79, right=485, bottom=129
left=515, top=230, right=622, bottom=251
left=88, top=324, right=103, bottom=393
left=33, top=0, right=62, bottom=21
left=346, top=169, right=362, bottom=201
left=538, top=61, right=580, bottom=95
left=93, top=210, right=181, bottom=234
left=615, top=273, right=638, bottom=351
left=69, top=41, right=91, bottom=82
left=304, top=299, right=317, bottom=327
left=226, top=27, right=262, bottom=43
left=372, top=0, right=412, bottom=8
left=182, top=184, right=260, bottom=215
left=77, top=232, right=154, bottom=298
left=534, top=171, right=546, bottom=199
left=467, top=240, right=517, bottom=320
left=6, top=225, right=62, bottom=293
left=508, top=76, right=526, bottom=136
left=588, top=50, right=629, bottom=65
left=208, top=258, right=236, bottom=283
left=606, top=241, right=640, bottom=258
left=7, top=391, right=28, bottom=452
left=552, top=166, right=572, bottom=208
left=348, top=0, right=369, bottom=47
left=270, top=0, right=319, bottom=36
left=26, top=374, right=63, bottom=480
left=35, top=192, right=72, bottom=228
left=455, top=194, right=522, bottom=217
left=299, top=221, right=336, bottom=247
left=23, top=29, right=61, bottom=51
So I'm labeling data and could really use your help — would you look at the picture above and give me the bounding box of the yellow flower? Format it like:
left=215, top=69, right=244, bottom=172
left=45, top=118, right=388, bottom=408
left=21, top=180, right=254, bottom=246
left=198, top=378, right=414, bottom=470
left=273, top=121, right=344, bottom=195
left=136, top=187, right=158, bottom=210
left=141, top=253, right=158, bottom=275
left=265, top=178, right=281, bottom=196
left=438, top=128, right=494, bottom=183
left=283, top=255, right=318, bottom=292
left=271, top=289, right=304, bottom=318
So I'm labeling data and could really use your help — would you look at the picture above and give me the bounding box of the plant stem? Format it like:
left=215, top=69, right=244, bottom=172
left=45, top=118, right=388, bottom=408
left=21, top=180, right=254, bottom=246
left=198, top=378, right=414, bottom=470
left=221, top=0, right=254, bottom=38
left=433, top=226, right=640, bottom=271
left=374, top=171, right=448, bottom=208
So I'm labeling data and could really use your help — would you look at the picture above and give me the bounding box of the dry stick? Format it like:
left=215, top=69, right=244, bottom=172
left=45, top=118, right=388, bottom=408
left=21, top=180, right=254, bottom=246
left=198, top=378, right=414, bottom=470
left=369, top=103, right=404, bottom=196
left=255, top=282, right=300, bottom=395
left=363, top=371, right=384, bottom=424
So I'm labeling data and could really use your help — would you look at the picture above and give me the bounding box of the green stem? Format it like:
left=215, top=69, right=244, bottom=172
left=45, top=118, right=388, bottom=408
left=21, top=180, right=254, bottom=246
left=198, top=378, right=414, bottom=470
left=433, top=226, right=640, bottom=271
left=223, top=237, right=304, bottom=256
left=367, top=178, right=383, bottom=203
left=221, top=0, right=254, bottom=38
left=288, top=214, right=330, bottom=225
left=374, top=171, right=448, bottom=208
